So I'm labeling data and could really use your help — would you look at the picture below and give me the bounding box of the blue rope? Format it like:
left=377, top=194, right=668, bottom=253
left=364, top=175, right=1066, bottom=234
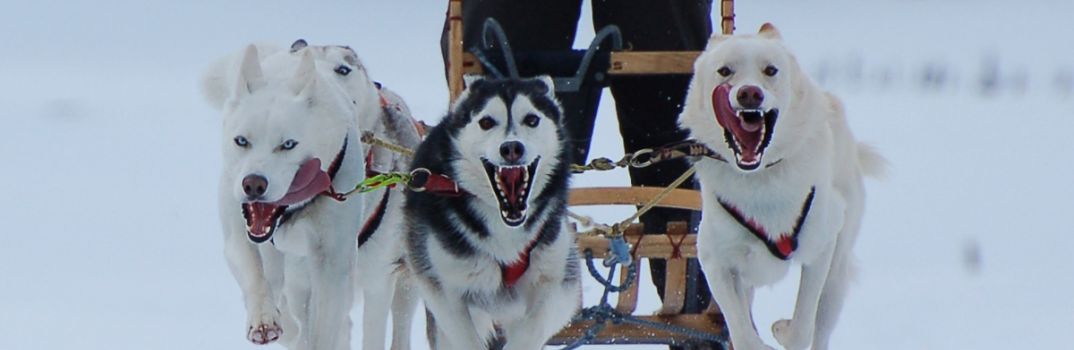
left=556, top=250, right=729, bottom=349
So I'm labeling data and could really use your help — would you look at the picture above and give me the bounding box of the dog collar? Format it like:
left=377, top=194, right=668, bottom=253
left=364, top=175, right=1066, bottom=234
left=717, top=187, right=815, bottom=260
left=407, top=168, right=467, bottom=197
left=501, top=239, right=540, bottom=288
left=356, top=188, right=391, bottom=248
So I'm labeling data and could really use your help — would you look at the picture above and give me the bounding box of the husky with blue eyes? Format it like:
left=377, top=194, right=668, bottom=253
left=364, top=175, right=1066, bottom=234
left=202, top=41, right=420, bottom=350
left=404, top=76, right=580, bottom=350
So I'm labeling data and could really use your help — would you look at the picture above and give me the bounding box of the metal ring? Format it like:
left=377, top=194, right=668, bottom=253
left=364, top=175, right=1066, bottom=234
left=629, top=148, right=655, bottom=168
left=408, top=168, right=431, bottom=192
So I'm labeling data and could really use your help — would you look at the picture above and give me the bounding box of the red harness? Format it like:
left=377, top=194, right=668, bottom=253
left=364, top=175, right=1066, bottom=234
left=502, top=239, right=540, bottom=288
left=717, top=187, right=816, bottom=260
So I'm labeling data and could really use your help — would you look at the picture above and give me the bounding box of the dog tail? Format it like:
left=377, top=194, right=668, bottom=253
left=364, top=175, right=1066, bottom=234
left=856, top=142, right=889, bottom=180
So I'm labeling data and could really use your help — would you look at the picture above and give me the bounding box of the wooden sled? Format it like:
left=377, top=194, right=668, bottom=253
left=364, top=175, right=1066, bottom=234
left=444, top=0, right=738, bottom=347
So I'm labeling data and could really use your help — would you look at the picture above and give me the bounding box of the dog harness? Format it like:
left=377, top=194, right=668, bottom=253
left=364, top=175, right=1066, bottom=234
left=501, top=239, right=540, bottom=288
left=717, top=187, right=815, bottom=260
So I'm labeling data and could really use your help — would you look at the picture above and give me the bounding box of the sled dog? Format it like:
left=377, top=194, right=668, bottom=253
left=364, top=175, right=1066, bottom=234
left=404, top=76, right=581, bottom=350
left=679, top=24, right=884, bottom=350
left=202, top=41, right=419, bottom=350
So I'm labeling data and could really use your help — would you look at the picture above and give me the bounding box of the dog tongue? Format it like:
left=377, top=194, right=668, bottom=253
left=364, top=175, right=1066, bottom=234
left=272, top=158, right=332, bottom=206
left=712, top=84, right=763, bottom=162
left=499, top=167, right=525, bottom=209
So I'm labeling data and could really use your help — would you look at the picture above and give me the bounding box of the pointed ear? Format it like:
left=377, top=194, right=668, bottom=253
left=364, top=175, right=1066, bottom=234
left=290, top=50, right=318, bottom=96
left=290, top=39, right=308, bottom=53
left=235, top=44, right=265, bottom=97
left=462, top=74, right=483, bottom=88
left=758, top=23, right=782, bottom=39
left=533, top=75, right=556, bottom=100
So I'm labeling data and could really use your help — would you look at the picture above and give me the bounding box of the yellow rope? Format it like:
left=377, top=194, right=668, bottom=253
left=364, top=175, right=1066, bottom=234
left=360, top=131, right=415, bottom=157
left=573, top=165, right=697, bottom=238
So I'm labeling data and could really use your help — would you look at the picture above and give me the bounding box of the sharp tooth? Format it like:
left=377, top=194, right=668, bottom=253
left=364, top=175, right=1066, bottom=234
left=501, top=210, right=508, bottom=217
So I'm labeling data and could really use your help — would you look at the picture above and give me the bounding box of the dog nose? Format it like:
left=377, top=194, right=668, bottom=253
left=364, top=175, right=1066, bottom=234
left=242, top=175, right=269, bottom=199
left=499, top=141, right=525, bottom=163
left=737, top=85, right=764, bottom=109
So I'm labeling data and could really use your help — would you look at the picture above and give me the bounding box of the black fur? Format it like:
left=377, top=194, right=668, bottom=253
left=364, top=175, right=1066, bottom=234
left=405, top=76, right=573, bottom=290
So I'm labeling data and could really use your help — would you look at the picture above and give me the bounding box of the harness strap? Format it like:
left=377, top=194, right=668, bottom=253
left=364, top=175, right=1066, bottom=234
left=501, top=239, right=540, bottom=288
left=407, top=168, right=467, bottom=197
left=357, top=189, right=391, bottom=248
left=718, top=187, right=816, bottom=260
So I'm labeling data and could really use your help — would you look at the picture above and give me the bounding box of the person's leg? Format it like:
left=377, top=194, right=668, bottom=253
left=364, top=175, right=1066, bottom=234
left=593, top=2, right=719, bottom=349
left=441, top=0, right=583, bottom=79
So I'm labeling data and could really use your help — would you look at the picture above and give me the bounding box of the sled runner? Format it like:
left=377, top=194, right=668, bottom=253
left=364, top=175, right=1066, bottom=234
left=444, top=0, right=737, bottom=347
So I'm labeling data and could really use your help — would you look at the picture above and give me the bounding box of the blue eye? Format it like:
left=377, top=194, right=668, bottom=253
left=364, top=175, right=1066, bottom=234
left=280, top=139, right=298, bottom=150
left=334, top=65, right=351, bottom=76
left=234, top=136, right=249, bottom=148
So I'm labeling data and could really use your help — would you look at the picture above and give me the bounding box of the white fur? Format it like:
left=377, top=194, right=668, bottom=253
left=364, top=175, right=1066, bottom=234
left=679, top=24, right=884, bottom=350
left=203, top=42, right=418, bottom=350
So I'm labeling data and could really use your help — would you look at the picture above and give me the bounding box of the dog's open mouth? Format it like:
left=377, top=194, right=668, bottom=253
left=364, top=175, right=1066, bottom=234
left=482, top=157, right=541, bottom=227
left=712, top=84, right=778, bottom=171
left=242, top=202, right=287, bottom=243
left=240, top=158, right=333, bottom=243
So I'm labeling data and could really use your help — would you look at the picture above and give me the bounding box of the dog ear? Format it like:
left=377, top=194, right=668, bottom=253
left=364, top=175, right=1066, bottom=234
left=533, top=75, right=556, bottom=100
left=462, top=74, right=484, bottom=89
left=291, top=50, right=319, bottom=98
left=290, top=39, right=308, bottom=53
left=235, top=44, right=265, bottom=97
left=758, top=23, right=782, bottom=40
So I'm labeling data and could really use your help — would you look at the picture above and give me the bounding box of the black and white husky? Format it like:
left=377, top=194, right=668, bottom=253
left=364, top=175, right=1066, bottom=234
left=404, top=76, right=580, bottom=350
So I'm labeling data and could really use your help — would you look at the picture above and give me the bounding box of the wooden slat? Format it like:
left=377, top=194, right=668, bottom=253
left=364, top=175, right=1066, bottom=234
left=461, top=53, right=483, bottom=75
left=721, top=0, right=736, bottom=35
left=569, top=187, right=702, bottom=211
left=614, top=263, right=640, bottom=314
left=547, top=314, right=727, bottom=346
left=578, top=222, right=697, bottom=259
left=608, top=52, right=701, bottom=75
left=659, top=258, right=688, bottom=315
left=447, top=0, right=464, bottom=102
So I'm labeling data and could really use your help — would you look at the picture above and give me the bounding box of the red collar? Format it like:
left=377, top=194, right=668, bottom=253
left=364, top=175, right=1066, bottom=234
left=502, top=239, right=540, bottom=288
left=717, top=187, right=815, bottom=260
left=407, top=168, right=467, bottom=197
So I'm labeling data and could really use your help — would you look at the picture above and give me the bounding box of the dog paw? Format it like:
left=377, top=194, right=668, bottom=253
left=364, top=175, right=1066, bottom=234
left=771, top=319, right=808, bottom=350
left=247, top=322, right=282, bottom=345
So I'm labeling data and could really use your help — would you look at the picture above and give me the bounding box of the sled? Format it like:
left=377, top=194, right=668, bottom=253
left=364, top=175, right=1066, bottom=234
left=445, top=0, right=737, bottom=347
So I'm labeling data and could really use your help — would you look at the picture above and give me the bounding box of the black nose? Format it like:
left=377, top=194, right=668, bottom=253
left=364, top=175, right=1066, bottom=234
left=499, top=141, right=525, bottom=163
left=736, top=85, right=765, bottom=109
left=242, top=175, right=268, bottom=199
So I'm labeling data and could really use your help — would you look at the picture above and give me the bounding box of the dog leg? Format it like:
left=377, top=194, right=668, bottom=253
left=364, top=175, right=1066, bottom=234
left=224, top=231, right=282, bottom=345
left=422, top=294, right=487, bottom=350
left=308, top=252, right=356, bottom=350
left=772, top=245, right=835, bottom=350
left=501, top=282, right=579, bottom=350
left=284, top=256, right=312, bottom=349
left=389, top=275, right=418, bottom=350
left=702, top=263, right=773, bottom=350
left=361, top=274, right=394, bottom=350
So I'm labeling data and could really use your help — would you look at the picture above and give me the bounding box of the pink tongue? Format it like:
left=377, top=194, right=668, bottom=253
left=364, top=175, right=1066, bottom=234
left=712, top=84, right=762, bottom=162
left=272, top=158, right=332, bottom=206
left=246, top=202, right=278, bottom=237
left=498, top=167, right=524, bottom=208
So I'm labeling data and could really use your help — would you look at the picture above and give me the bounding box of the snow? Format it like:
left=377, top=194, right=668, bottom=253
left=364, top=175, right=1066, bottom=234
left=1, top=0, right=1072, bottom=349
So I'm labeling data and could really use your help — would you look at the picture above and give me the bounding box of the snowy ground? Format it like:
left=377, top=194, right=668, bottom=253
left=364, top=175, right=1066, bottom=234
left=1, top=0, right=1072, bottom=349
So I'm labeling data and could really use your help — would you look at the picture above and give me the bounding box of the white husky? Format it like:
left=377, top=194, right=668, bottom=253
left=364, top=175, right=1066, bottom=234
left=679, top=24, right=884, bottom=350
left=203, top=42, right=418, bottom=350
